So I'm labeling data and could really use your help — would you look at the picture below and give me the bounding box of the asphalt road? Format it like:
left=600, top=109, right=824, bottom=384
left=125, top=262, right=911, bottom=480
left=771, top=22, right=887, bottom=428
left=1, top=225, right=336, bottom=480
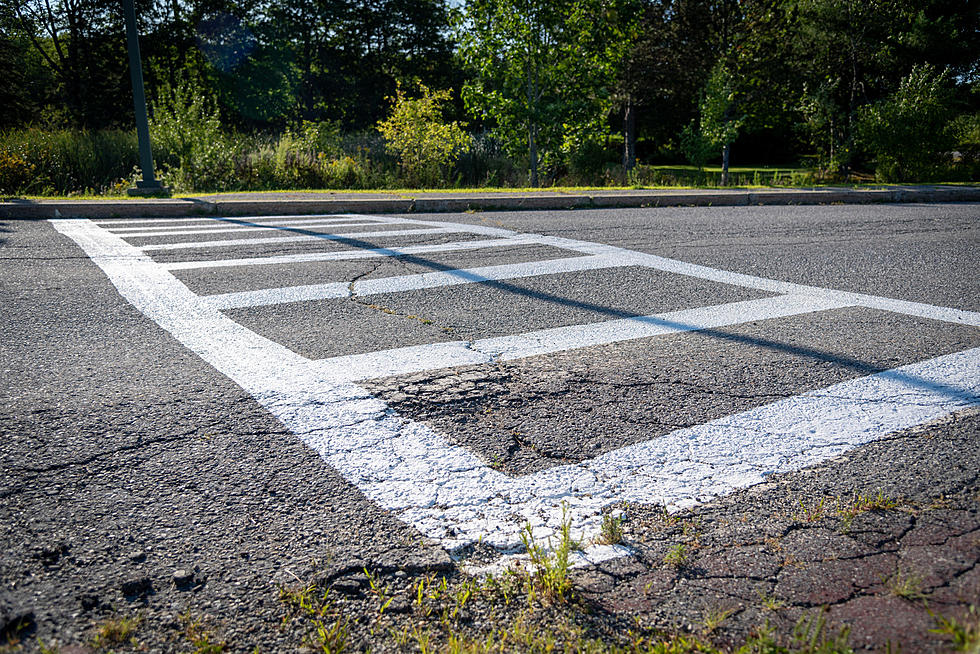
left=1, top=203, right=978, bottom=652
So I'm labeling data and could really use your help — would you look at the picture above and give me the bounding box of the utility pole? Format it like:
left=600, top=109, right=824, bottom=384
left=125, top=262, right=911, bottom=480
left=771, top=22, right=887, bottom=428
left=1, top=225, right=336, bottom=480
left=123, top=0, right=168, bottom=196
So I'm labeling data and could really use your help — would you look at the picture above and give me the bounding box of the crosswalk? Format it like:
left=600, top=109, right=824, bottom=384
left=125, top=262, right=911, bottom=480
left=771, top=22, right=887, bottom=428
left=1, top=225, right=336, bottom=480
left=54, top=213, right=980, bottom=565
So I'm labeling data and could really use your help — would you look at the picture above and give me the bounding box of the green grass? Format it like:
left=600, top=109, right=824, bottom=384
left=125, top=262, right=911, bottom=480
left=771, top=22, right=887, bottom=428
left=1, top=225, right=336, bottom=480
left=180, top=612, right=228, bottom=654
left=931, top=605, right=980, bottom=652
left=646, top=164, right=809, bottom=174
left=884, top=569, right=924, bottom=600
left=597, top=512, right=625, bottom=546
left=90, top=614, right=142, bottom=649
left=663, top=543, right=688, bottom=568
left=278, top=583, right=349, bottom=652
left=520, top=509, right=576, bottom=605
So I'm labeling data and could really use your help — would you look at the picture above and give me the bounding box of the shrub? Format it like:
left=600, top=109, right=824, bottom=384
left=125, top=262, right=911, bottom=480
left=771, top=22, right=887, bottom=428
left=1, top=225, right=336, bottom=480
left=566, top=137, right=614, bottom=183
left=377, top=84, right=469, bottom=187
left=453, top=132, right=522, bottom=187
left=0, top=147, right=35, bottom=195
left=679, top=121, right=714, bottom=171
left=855, top=65, right=955, bottom=182
left=150, top=79, right=240, bottom=191
left=950, top=112, right=980, bottom=181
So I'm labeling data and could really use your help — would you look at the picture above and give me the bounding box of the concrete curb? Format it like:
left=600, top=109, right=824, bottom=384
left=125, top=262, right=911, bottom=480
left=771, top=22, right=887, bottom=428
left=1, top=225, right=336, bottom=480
left=2, top=186, right=979, bottom=219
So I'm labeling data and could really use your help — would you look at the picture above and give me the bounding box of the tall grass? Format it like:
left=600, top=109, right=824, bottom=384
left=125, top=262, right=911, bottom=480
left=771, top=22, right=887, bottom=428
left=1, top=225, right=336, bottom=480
left=0, top=129, right=138, bottom=195
left=4, top=125, right=973, bottom=197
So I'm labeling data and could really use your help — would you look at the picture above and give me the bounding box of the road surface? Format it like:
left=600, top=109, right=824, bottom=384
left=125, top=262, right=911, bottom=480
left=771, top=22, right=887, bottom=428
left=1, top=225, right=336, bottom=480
left=2, top=203, right=978, bottom=651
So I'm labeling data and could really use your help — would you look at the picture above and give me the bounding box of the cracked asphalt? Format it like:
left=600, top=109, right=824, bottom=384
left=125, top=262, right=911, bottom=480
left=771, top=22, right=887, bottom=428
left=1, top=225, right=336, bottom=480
left=1, top=203, right=978, bottom=652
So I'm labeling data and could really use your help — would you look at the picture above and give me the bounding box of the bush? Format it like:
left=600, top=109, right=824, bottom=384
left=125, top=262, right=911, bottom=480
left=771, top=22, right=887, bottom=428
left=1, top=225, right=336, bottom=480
left=855, top=65, right=955, bottom=182
left=453, top=132, right=523, bottom=187
left=0, top=147, right=35, bottom=195
left=679, top=121, right=714, bottom=171
left=377, top=84, right=469, bottom=187
left=565, top=137, right=615, bottom=183
left=150, top=80, right=240, bottom=191
left=950, top=112, right=980, bottom=181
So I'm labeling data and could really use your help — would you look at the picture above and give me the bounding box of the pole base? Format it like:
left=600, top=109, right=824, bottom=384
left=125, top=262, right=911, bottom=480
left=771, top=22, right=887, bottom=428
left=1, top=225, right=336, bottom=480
left=126, top=185, right=171, bottom=198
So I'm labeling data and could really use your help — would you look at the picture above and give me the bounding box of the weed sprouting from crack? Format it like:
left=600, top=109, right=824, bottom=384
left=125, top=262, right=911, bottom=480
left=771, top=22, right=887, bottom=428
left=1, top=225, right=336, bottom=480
left=930, top=604, right=980, bottom=652
left=836, top=490, right=900, bottom=533
left=271, top=511, right=869, bottom=654
left=663, top=543, right=688, bottom=568
left=794, top=496, right=832, bottom=522
left=759, top=590, right=787, bottom=611
left=794, top=490, right=900, bottom=531
left=278, top=582, right=348, bottom=653
left=90, top=613, right=142, bottom=650
left=519, top=506, right=576, bottom=605
left=702, top=606, right=736, bottom=635
left=596, top=511, right=625, bottom=546
left=884, top=569, right=925, bottom=600
left=791, top=610, right=853, bottom=653
left=180, top=611, right=228, bottom=653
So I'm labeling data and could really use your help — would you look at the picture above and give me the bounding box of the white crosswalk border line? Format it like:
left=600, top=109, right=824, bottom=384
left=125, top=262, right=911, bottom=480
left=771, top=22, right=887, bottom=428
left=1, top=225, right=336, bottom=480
left=139, top=227, right=459, bottom=251
left=53, top=214, right=980, bottom=565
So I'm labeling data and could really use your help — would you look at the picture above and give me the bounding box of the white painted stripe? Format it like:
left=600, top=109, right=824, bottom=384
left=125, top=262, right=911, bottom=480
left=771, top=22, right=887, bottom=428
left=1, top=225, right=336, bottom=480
left=53, top=216, right=980, bottom=562
left=94, top=217, right=223, bottom=226
left=94, top=213, right=376, bottom=226
left=623, top=250, right=980, bottom=325
left=50, top=219, right=313, bottom=383
left=106, top=215, right=391, bottom=232
left=483, top=294, right=846, bottom=361
left=112, top=220, right=383, bottom=238
left=395, top=346, right=980, bottom=552
left=314, top=342, right=494, bottom=380
left=525, top=235, right=980, bottom=327
left=206, top=254, right=624, bottom=309
left=140, top=227, right=457, bottom=252
left=578, top=346, right=980, bottom=509
left=311, top=294, right=851, bottom=382
left=838, top=292, right=980, bottom=327
left=163, top=238, right=544, bottom=271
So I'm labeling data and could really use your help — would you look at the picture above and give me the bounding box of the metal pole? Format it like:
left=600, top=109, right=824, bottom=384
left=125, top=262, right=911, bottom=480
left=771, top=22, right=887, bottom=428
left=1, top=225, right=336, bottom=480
left=123, top=0, right=166, bottom=194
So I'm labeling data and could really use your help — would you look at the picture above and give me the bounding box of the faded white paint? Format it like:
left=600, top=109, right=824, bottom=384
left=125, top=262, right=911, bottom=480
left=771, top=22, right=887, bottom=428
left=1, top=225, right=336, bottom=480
left=310, top=294, right=850, bottom=382
left=205, top=254, right=620, bottom=309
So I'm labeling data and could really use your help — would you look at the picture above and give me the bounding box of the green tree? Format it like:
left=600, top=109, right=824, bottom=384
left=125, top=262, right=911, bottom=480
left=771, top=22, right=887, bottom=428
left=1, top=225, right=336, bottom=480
left=256, top=0, right=458, bottom=131
left=377, top=83, right=469, bottom=186
left=793, top=0, right=980, bottom=175
left=699, top=61, right=745, bottom=185
left=855, top=64, right=954, bottom=181
left=0, top=2, right=56, bottom=127
left=456, top=0, right=622, bottom=186
left=628, top=0, right=795, bottom=176
left=10, top=0, right=130, bottom=128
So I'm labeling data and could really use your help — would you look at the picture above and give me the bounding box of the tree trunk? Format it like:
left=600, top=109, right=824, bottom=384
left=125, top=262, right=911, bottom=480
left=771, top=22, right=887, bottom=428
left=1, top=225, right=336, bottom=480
left=529, top=122, right=539, bottom=187
left=623, top=96, right=636, bottom=174
left=721, top=143, right=730, bottom=186
left=526, top=48, right=539, bottom=188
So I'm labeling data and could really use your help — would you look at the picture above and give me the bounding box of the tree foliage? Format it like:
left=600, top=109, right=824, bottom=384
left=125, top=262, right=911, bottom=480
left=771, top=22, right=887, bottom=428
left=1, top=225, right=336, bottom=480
left=0, top=0, right=977, bottom=185
left=377, top=84, right=468, bottom=186
left=455, top=0, right=625, bottom=186
left=855, top=64, right=955, bottom=181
